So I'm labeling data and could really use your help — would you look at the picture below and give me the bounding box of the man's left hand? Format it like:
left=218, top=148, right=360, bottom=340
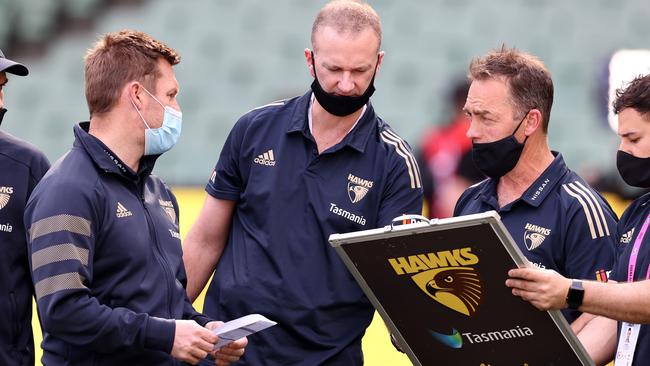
left=505, top=267, right=572, bottom=311
left=205, top=321, right=248, bottom=366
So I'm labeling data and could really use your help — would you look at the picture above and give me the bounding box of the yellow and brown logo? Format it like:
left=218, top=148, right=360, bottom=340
left=388, top=247, right=482, bottom=316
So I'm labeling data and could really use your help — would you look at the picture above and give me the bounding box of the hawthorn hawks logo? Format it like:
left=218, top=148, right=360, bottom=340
left=388, top=247, right=482, bottom=316
left=347, top=173, right=373, bottom=204
left=0, top=186, right=14, bottom=210
left=412, top=267, right=481, bottom=316
left=158, top=199, right=176, bottom=222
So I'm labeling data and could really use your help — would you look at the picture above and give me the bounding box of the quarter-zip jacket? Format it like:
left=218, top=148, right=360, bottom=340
left=25, top=122, right=211, bottom=365
left=0, top=130, right=50, bottom=366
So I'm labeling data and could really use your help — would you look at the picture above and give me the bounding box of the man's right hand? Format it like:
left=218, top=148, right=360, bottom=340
left=171, top=320, right=219, bottom=364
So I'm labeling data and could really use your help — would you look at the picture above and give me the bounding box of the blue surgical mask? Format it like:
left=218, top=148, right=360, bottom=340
left=131, top=86, right=182, bottom=155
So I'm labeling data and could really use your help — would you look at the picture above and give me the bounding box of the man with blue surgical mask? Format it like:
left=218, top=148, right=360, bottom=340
left=454, top=46, right=618, bottom=324
left=131, top=85, right=182, bottom=156
left=24, top=30, right=246, bottom=365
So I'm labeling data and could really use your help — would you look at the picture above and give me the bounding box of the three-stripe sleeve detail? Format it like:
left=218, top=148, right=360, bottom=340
left=380, top=130, right=422, bottom=189
left=29, top=214, right=91, bottom=242
left=29, top=214, right=92, bottom=300
left=573, top=181, right=611, bottom=236
left=34, top=272, right=86, bottom=300
left=32, top=243, right=89, bottom=272
left=562, top=181, right=610, bottom=239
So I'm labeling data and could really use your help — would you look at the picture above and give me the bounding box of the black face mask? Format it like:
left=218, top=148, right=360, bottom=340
left=0, top=108, right=6, bottom=126
left=310, top=51, right=377, bottom=117
left=472, top=111, right=530, bottom=178
left=617, top=150, right=650, bottom=188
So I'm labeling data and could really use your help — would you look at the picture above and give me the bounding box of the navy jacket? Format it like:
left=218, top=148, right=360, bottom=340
left=25, top=123, right=211, bottom=365
left=0, top=130, right=49, bottom=366
left=203, top=92, right=423, bottom=365
left=611, top=192, right=650, bottom=365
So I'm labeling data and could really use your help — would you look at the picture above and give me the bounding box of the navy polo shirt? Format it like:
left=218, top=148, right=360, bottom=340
left=0, top=130, right=49, bottom=366
left=454, top=153, right=618, bottom=322
left=203, top=91, right=423, bottom=365
left=611, top=192, right=650, bottom=366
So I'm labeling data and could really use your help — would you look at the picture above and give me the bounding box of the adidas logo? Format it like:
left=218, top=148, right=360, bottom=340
left=254, top=149, right=276, bottom=166
left=620, top=228, right=635, bottom=244
left=116, top=202, right=133, bottom=218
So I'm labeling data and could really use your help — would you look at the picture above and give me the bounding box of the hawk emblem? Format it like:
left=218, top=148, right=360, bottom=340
left=158, top=199, right=176, bottom=222
left=412, top=267, right=481, bottom=316
left=524, top=231, right=546, bottom=251
left=348, top=183, right=369, bottom=203
left=0, top=193, right=10, bottom=210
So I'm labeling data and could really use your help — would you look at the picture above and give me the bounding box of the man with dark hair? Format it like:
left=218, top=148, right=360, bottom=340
left=25, top=30, right=246, bottom=365
left=0, top=49, right=50, bottom=366
left=507, top=74, right=650, bottom=366
left=183, top=1, right=423, bottom=364
left=454, top=46, right=617, bottom=323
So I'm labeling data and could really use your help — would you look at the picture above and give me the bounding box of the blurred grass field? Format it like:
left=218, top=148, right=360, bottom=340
left=30, top=187, right=411, bottom=365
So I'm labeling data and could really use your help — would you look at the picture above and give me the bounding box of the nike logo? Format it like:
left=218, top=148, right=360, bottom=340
left=430, top=328, right=463, bottom=349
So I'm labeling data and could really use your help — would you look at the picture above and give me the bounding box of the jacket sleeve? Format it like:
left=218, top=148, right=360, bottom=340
left=377, top=131, right=424, bottom=226
left=26, top=180, right=176, bottom=354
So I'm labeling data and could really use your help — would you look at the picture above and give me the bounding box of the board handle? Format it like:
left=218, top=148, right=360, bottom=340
left=390, top=214, right=436, bottom=230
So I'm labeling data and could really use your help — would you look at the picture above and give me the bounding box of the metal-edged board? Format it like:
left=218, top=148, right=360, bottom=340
left=329, top=211, right=593, bottom=366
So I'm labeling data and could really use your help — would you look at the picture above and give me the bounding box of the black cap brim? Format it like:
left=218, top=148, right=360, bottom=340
left=0, top=59, right=29, bottom=76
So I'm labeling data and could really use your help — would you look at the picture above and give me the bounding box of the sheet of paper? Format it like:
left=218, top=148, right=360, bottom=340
left=213, top=314, right=277, bottom=349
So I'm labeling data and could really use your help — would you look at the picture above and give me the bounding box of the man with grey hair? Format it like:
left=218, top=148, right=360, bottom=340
left=184, top=0, right=423, bottom=364
left=454, top=46, right=617, bottom=324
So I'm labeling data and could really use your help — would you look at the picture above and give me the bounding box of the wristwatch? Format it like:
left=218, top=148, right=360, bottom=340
left=566, top=279, right=584, bottom=310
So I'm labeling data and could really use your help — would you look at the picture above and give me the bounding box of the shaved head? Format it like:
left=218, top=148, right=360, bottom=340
left=311, top=0, right=382, bottom=52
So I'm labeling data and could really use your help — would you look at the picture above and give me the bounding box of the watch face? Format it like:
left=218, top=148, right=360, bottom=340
left=567, top=281, right=584, bottom=309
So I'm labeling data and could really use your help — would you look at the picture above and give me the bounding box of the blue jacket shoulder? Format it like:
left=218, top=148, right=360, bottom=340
left=0, top=130, right=50, bottom=172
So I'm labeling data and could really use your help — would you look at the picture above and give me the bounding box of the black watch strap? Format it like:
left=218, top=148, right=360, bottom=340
left=566, top=279, right=584, bottom=310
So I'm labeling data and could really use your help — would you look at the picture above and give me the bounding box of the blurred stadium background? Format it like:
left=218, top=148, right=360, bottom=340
left=1, top=0, right=648, bottom=364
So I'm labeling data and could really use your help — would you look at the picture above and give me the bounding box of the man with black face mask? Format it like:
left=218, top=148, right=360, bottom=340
left=183, top=1, right=423, bottom=365
left=507, top=74, right=650, bottom=366
left=0, top=49, right=50, bottom=366
left=453, top=46, right=618, bottom=324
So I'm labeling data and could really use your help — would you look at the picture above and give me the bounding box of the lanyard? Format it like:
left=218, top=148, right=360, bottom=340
left=627, top=214, right=650, bottom=282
